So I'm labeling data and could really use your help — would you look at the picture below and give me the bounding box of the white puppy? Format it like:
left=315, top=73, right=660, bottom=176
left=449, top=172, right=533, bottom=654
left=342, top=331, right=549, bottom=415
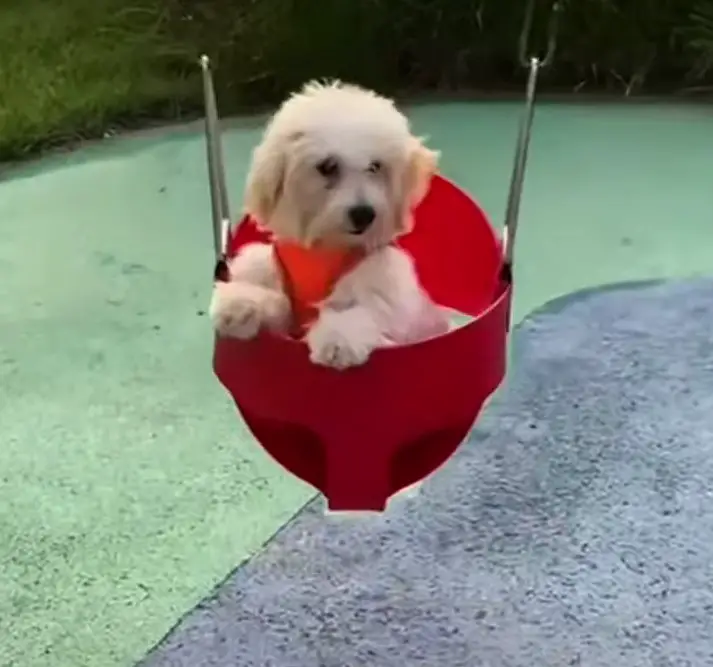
left=210, top=80, right=448, bottom=369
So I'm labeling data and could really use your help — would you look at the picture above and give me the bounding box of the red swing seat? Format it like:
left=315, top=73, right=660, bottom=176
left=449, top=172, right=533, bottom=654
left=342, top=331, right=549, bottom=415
left=213, top=175, right=512, bottom=511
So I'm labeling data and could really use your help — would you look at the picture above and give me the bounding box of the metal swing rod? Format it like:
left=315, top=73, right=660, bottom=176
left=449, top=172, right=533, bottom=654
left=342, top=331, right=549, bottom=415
left=501, top=0, right=560, bottom=276
left=200, top=55, right=231, bottom=261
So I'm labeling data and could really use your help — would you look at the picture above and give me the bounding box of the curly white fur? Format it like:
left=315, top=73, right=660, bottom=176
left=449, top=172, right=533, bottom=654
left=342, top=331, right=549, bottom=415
left=210, top=80, right=447, bottom=370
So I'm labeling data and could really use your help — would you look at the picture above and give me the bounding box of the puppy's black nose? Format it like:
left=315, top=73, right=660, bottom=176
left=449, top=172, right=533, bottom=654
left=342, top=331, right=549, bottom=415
left=348, top=204, right=376, bottom=233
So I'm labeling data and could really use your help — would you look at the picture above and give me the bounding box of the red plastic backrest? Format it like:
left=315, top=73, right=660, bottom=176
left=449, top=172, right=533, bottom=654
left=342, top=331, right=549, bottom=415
left=227, top=175, right=501, bottom=317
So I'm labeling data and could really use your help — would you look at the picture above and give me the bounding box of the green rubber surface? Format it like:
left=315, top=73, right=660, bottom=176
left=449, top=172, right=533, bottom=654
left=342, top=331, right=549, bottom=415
left=1, top=102, right=712, bottom=667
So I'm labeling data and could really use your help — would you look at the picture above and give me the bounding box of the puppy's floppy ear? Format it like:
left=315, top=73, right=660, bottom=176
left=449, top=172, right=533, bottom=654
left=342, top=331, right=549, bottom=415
left=244, top=135, right=287, bottom=225
left=406, top=137, right=439, bottom=208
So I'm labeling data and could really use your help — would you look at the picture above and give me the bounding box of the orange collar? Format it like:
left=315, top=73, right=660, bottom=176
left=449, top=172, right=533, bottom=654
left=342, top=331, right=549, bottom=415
left=274, top=240, right=366, bottom=337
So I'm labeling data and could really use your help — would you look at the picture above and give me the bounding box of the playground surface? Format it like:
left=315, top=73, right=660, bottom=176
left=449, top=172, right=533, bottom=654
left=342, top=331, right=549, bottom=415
left=1, top=101, right=713, bottom=667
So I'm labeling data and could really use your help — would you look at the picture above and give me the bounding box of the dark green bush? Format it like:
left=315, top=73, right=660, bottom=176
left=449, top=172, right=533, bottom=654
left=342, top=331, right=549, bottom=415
left=3, top=0, right=713, bottom=160
left=167, top=0, right=713, bottom=109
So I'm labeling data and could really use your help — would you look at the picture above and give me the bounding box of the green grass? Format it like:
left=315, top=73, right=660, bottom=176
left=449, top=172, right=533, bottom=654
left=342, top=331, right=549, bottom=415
left=2, top=0, right=713, bottom=162
left=0, top=0, right=196, bottom=160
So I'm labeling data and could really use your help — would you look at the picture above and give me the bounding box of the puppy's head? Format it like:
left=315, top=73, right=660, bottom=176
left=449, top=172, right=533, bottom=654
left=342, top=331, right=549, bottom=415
left=244, top=80, right=438, bottom=249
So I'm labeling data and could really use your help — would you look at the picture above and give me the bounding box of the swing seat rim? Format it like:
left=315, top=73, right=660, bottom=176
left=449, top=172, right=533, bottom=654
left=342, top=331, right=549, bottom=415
left=213, top=278, right=510, bottom=354
left=214, top=171, right=511, bottom=391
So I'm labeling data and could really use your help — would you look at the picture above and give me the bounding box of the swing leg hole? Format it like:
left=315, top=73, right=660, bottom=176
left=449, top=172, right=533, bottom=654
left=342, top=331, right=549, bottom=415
left=242, top=412, right=326, bottom=492
left=390, top=421, right=474, bottom=495
left=242, top=412, right=475, bottom=508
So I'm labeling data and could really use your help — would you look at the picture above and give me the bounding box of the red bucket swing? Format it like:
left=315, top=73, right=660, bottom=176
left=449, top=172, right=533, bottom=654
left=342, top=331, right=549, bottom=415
left=202, top=3, right=559, bottom=512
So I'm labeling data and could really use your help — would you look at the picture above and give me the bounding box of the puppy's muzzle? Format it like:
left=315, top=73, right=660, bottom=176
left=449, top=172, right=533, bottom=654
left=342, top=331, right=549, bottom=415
left=347, top=204, right=376, bottom=234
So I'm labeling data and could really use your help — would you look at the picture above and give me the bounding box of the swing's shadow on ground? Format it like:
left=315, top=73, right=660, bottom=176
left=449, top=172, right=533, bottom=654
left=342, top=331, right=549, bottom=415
left=1, top=101, right=713, bottom=667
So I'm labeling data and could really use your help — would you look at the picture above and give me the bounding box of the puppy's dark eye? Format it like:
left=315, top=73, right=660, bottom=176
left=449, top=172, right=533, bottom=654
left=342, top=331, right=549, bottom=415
left=316, top=157, right=339, bottom=178
left=367, top=160, right=382, bottom=174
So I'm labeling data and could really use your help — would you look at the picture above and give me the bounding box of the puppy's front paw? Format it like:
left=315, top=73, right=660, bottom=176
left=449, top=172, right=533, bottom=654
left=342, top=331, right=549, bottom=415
left=307, top=326, right=370, bottom=370
left=210, top=284, right=262, bottom=339
left=306, top=311, right=377, bottom=370
left=210, top=282, right=289, bottom=340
